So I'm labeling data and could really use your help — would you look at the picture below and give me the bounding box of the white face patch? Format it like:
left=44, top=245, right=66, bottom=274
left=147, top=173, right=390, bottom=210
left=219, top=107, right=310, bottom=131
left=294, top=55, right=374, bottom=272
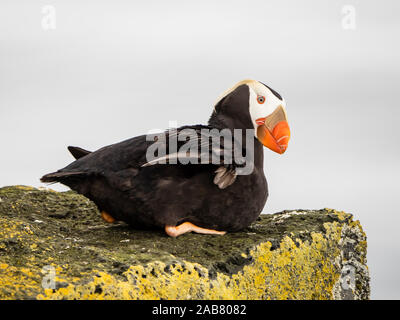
left=247, top=81, right=286, bottom=136
left=213, top=80, right=287, bottom=135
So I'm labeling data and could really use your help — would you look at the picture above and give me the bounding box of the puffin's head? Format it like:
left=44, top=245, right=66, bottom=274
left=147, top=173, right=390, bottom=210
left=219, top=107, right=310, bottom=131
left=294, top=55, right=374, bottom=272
left=210, top=79, right=290, bottom=154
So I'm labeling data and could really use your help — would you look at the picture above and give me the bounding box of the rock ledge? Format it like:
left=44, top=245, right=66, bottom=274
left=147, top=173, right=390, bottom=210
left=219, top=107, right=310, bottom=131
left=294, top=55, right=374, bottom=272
left=0, top=186, right=369, bottom=299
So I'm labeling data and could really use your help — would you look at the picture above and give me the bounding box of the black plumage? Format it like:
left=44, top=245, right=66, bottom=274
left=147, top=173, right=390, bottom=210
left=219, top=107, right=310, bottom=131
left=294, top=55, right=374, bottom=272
left=41, top=83, right=271, bottom=233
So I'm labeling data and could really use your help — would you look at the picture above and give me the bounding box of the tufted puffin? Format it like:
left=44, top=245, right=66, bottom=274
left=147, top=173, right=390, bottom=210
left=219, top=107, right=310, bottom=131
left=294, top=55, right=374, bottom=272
left=41, top=80, right=290, bottom=237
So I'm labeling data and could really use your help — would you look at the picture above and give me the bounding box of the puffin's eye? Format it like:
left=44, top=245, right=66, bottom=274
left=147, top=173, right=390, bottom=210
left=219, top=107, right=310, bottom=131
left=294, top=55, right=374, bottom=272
left=257, top=96, right=265, bottom=104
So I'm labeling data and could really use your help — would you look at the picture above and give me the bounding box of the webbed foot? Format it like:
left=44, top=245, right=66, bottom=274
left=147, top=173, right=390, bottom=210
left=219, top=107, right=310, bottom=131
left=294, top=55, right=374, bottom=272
left=165, top=222, right=226, bottom=237
left=101, top=211, right=116, bottom=223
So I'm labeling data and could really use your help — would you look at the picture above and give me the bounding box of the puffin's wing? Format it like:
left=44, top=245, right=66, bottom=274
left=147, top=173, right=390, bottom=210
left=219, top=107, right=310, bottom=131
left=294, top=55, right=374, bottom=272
left=141, top=125, right=240, bottom=189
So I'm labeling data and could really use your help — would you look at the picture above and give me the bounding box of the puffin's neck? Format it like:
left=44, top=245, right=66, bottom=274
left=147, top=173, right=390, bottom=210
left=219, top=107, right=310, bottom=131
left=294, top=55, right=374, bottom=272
left=208, top=111, right=265, bottom=171
left=207, top=111, right=229, bottom=130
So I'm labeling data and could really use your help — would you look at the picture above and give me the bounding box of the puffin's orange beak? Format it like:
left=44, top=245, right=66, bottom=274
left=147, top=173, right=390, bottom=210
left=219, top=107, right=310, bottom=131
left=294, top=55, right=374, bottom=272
left=256, top=105, right=290, bottom=154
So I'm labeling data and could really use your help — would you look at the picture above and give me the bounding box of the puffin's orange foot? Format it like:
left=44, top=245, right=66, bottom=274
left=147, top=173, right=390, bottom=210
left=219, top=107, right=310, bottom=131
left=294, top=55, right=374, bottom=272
left=165, top=222, right=226, bottom=238
left=101, top=211, right=116, bottom=223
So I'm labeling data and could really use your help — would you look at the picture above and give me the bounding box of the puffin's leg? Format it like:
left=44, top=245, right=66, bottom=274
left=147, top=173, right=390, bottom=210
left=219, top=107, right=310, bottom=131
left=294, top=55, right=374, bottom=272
left=165, top=222, right=226, bottom=238
left=101, top=211, right=116, bottom=223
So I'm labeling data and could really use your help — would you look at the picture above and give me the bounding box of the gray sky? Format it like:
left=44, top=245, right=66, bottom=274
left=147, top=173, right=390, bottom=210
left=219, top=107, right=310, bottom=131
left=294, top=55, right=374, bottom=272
left=1, top=0, right=399, bottom=299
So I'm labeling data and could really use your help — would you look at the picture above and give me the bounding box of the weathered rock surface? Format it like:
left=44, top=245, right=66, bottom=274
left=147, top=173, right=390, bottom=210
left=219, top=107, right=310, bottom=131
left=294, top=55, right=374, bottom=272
left=0, top=186, right=369, bottom=300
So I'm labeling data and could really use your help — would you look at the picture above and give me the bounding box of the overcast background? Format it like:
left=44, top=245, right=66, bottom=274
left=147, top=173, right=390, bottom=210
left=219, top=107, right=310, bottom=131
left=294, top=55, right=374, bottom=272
left=1, top=0, right=399, bottom=299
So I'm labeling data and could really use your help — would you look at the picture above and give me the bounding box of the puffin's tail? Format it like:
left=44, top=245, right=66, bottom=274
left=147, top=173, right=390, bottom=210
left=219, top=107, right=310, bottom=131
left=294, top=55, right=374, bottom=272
left=40, top=171, right=86, bottom=184
left=68, top=146, right=91, bottom=160
left=40, top=146, right=91, bottom=185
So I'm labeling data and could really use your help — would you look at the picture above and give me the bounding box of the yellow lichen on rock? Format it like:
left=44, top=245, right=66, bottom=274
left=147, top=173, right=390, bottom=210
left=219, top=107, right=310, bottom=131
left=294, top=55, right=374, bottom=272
left=37, top=220, right=347, bottom=300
